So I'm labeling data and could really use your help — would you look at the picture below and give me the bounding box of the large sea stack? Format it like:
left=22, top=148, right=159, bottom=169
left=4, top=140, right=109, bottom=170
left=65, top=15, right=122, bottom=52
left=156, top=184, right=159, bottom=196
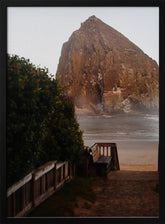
left=56, top=15, right=159, bottom=114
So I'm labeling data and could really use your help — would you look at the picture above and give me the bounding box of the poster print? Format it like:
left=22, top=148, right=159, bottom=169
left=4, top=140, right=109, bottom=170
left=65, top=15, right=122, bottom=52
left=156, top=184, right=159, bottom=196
left=0, top=0, right=162, bottom=223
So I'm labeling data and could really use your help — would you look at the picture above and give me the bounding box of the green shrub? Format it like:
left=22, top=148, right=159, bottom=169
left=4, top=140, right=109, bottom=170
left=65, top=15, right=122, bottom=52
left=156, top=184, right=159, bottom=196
left=7, top=54, right=84, bottom=186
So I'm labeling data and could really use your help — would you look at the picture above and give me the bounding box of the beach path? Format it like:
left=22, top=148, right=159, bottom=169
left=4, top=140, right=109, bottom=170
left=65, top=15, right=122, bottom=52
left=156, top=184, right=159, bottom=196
left=74, top=170, right=159, bottom=217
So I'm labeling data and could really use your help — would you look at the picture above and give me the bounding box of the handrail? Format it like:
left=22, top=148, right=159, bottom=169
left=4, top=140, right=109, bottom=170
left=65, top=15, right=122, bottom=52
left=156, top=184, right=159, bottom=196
left=7, top=142, right=119, bottom=217
left=7, top=160, right=75, bottom=217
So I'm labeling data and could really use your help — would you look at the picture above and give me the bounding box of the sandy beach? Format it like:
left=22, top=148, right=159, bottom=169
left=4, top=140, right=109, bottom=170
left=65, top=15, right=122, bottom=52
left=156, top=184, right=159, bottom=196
left=119, top=164, right=157, bottom=171
left=83, top=140, right=159, bottom=171
left=74, top=114, right=159, bottom=217
left=78, top=113, right=159, bottom=171
left=116, top=141, right=159, bottom=171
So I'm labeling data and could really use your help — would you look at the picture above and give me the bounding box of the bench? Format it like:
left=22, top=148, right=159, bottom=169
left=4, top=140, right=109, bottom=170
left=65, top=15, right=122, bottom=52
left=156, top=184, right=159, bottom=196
left=90, top=143, right=120, bottom=176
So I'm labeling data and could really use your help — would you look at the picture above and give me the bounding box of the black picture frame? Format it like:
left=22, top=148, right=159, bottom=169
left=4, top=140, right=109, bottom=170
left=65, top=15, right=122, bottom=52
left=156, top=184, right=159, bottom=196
left=0, top=0, right=164, bottom=224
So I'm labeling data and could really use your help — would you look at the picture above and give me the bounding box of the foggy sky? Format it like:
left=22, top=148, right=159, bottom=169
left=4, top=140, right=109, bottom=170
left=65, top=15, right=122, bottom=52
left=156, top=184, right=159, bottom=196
left=8, top=7, right=159, bottom=76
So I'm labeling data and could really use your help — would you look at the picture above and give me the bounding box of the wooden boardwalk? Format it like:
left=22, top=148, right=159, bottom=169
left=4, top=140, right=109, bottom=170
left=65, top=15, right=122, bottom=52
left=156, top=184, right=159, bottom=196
left=7, top=142, right=159, bottom=217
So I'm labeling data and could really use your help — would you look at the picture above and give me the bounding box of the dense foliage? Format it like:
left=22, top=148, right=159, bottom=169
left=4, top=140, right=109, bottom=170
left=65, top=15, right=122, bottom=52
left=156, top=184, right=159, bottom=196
left=7, top=54, right=84, bottom=186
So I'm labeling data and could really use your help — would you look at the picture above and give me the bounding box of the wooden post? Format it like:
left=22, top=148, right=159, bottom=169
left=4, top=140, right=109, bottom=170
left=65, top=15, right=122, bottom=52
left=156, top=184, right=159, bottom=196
left=32, top=172, right=36, bottom=207
left=12, top=192, right=16, bottom=217
left=97, top=145, right=99, bottom=157
left=21, top=185, right=25, bottom=211
left=108, top=147, right=110, bottom=156
left=60, top=166, right=63, bottom=182
left=45, top=173, right=48, bottom=191
left=65, top=161, right=68, bottom=178
left=42, top=175, right=45, bottom=193
left=100, top=146, right=102, bottom=156
left=107, top=146, right=109, bottom=156
left=54, top=162, right=57, bottom=190
left=111, top=145, right=120, bottom=170
left=103, top=146, right=106, bottom=156
left=69, top=163, right=72, bottom=179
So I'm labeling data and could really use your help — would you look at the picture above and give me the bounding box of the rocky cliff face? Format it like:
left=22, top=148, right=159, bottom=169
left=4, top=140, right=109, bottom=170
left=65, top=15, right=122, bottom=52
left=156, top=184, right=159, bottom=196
left=56, top=15, right=159, bottom=114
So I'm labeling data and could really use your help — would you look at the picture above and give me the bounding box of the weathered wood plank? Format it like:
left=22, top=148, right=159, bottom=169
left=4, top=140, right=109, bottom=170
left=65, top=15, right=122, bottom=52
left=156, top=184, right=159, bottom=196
left=7, top=160, right=71, bottom=217
left=95, top=156, right=112, bottom=164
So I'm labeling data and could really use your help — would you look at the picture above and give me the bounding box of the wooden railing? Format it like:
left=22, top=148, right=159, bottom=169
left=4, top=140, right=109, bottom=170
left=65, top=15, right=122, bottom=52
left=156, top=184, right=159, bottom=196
left=90, top=143, right=120, bottom=170
left=7, top=143, right=119, bottom=217
left=7, top=160, right=75, bottom=217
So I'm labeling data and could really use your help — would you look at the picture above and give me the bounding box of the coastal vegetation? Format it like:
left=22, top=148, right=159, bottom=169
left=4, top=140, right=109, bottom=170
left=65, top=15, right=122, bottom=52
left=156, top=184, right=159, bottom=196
left=7, top=54, right=84, bottom=187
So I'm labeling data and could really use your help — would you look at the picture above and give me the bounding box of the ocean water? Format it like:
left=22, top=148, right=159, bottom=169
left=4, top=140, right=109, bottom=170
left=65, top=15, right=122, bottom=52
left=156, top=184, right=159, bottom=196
left=77, top=113, right=159, bottom=147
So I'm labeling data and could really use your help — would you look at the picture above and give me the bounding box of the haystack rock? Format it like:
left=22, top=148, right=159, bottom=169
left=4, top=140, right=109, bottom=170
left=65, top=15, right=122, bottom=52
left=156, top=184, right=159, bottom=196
left=56, top=15, right=159, bottom=114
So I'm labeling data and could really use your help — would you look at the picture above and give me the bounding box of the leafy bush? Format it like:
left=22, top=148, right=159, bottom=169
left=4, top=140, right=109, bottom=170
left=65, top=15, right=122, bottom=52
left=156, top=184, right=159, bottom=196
left=7, top=54, right=84, bottom=186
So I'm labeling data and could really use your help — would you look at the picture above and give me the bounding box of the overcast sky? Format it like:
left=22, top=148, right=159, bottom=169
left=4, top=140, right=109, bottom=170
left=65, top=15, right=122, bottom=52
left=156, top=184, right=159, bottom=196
left=8, top=7, right=159, bottom=76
